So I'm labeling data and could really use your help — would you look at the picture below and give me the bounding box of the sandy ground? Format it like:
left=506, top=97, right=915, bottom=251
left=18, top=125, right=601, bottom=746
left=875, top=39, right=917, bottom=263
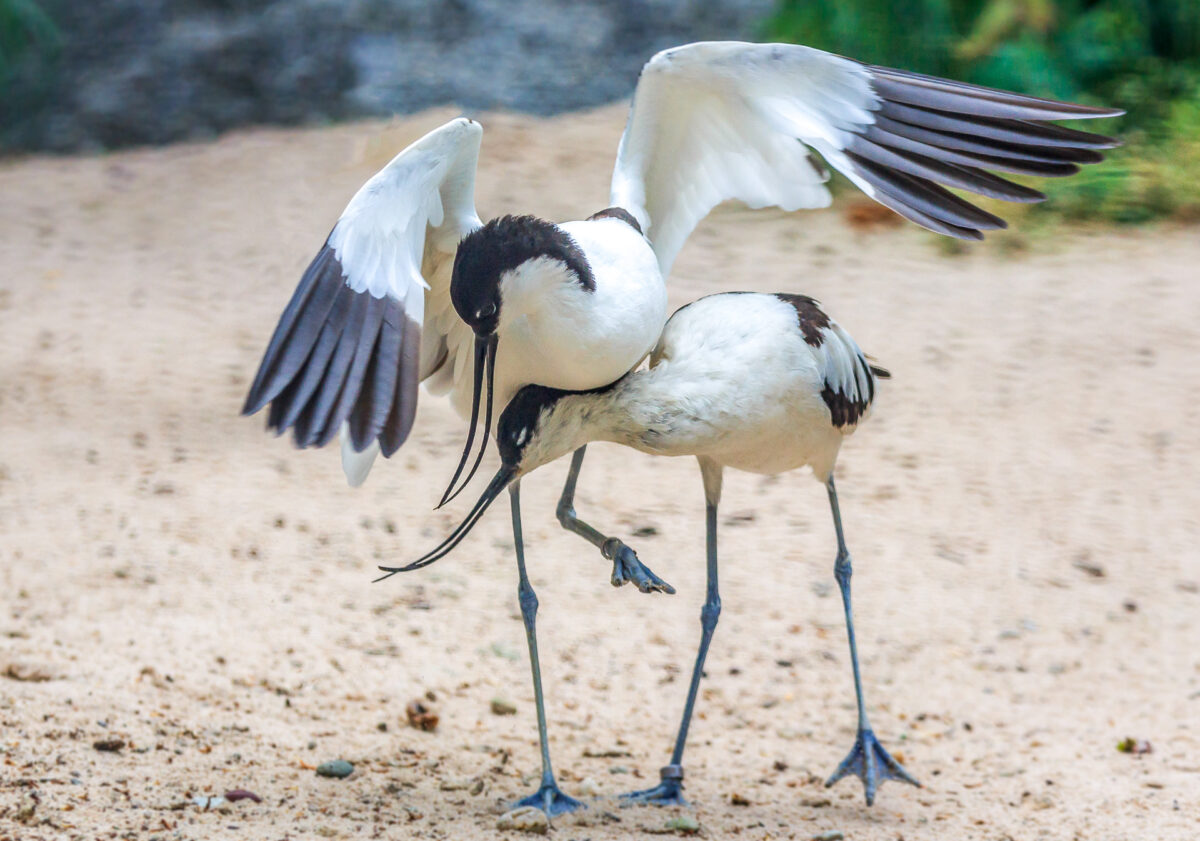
left=1, top=105, right=1198, bottom=841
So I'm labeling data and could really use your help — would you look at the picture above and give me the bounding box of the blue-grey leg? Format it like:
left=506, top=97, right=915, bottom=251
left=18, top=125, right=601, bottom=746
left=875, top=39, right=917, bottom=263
left=624, top=459, right=723, bottom=806
left=823, top=474, right=920, bottom=805
left=556, top=445, right=675, bottom=594
left=508, top=481, right=584, bottom=816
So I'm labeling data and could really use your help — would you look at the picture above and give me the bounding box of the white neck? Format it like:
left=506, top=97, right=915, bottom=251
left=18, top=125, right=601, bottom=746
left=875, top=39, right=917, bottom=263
left=519, top=364, right=692, bottom=473
left=498, top=257, right=584, bottom=328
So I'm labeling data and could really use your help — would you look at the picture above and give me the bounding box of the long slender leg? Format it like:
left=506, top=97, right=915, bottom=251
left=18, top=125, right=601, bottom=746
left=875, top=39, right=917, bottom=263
left=556, top=446, right=675, bottom=594
left=823, top=474, right=920, bottom=805
left=624, top=460, right=723, bottom=805
left=508, top=481, right=584, bottom=816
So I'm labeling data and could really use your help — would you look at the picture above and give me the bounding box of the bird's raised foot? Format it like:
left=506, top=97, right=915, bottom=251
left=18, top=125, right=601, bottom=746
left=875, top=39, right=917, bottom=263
left=513, top=782, right=586, bottom=817
left=603, top=539, right=675, bottom=594
left=825, top=727, right=920, bottom=806
left=619, top=764, right=688, bottom=806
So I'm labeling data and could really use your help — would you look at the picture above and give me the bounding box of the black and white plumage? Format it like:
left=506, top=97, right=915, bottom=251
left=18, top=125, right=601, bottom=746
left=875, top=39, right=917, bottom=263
left=242, top=42, right=1120, bottom=817
left=242, top=41, right=1119, bottom=494
left=380, top=292, right=908, bottom=806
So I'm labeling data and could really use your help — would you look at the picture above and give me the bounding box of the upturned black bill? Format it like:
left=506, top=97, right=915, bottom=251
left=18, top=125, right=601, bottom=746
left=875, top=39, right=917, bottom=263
left=437, top=332, right=498, bottom=508
left=376, top=464, right=517, bottom=581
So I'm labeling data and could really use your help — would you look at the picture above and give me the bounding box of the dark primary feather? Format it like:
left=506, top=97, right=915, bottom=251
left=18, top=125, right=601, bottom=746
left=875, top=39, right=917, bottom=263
left=830, top=63, right=1123, bottom=240
left=242, top=242, right=421, bottom=457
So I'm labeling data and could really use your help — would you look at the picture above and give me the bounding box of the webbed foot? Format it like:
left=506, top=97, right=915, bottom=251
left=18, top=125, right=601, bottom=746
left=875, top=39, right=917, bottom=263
left=603, top=539, right=675, bottom=594
left=619, top=764, right=687, bottom=806
left=825, top=727, right=920, bottom=806
left=513, top=782, right=586, bottom=816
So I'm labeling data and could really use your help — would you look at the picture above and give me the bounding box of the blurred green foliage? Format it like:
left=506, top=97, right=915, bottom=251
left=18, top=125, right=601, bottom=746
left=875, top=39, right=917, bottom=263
left=0, top=0, right=57, bottom=84
left=765, top=0, right=1200, bottom=226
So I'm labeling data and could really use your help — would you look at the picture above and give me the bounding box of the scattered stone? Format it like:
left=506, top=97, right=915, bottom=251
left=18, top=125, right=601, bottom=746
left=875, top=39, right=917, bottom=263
left=406, top=699, right=439, bottom=731
left=633, top=525, right=659, bottom=537
left=579, top=777, right=602, bottom=797
left=3, top=663, right=53, bottom=682
left=582, top=747, right=631, bottom=758
left=1072, top=557, right=1105, bottom=578
left=799, top=797, right=831, bottom=808
left=497, top=805, right=549, bottom=834
left=664, top=815, right=701, bottom=834
left=93, top=738, right=125, bottom=752
left=730, top=791, right=750, bottom=806
left=1116, top=737, right=1152, bottom=755
left=1122, top=599, right=1138, bottom=613
left=316, top=759, right=354, bottom=778
left=224, top=789, right=262, bottom=803
left=491, top=697, right=518, bottom=716
left=812, top=832, right=844, bottom=841
left=14, top=792, right=38, bottom=824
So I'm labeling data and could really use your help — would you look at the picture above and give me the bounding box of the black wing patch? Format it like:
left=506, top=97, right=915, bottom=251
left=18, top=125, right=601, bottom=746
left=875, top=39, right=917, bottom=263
left=839, top=65, right=1122, bottom=240
left=775, top=293, right=831, bottom=347
left=586, top=206, right=644, bottom=234
left=821, top=350, right=882, bottom=429
left=242, top=242, right=420, bottom=456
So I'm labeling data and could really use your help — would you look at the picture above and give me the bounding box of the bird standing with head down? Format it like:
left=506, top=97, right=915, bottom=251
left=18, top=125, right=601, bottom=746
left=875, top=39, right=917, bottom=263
left=242, top=41, right=1120, bottom=815
left=381, top=291, right=906, bottom=806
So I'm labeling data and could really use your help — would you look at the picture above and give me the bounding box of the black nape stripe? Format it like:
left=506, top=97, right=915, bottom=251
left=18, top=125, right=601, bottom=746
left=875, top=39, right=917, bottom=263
left=587, top=206, right=643, bottom=234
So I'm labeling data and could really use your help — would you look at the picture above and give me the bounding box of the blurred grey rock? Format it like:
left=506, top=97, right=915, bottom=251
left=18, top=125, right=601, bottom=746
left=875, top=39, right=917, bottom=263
left=4, top=0, right=772, bottom=153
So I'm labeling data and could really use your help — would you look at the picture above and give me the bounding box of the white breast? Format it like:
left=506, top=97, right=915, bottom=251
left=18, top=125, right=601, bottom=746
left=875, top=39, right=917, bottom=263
left=446, top=217, right=667, bottom=427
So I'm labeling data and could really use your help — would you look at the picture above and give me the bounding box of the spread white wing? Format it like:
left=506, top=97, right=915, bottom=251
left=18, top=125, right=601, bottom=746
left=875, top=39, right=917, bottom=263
left=243, top=118, right=483, bottom=482
left=610, top=41, right=1121, bottom=276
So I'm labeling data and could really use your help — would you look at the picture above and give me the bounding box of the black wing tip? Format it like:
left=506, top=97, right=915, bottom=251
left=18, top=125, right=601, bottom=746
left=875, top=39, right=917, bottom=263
left=868, top=65, right=1124, bottom=121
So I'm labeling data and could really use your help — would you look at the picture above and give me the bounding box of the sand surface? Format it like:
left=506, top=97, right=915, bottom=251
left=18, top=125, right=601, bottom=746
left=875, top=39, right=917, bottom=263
left=1, top=105, right=1198, bottom=841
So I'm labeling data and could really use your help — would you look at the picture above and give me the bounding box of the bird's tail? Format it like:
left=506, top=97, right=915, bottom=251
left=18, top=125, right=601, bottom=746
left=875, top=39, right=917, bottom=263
left=340, top=425, right=380, bottom=487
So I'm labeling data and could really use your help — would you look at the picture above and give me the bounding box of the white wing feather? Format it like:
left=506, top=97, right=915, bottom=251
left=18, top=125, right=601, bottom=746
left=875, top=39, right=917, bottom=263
left=611, top=41, right=1122, bottom=274
left=330, top=117, right=483, bottom=325
left=242, top=117, right=483, bottom=486
left=611, top=42, right=871, bottom=276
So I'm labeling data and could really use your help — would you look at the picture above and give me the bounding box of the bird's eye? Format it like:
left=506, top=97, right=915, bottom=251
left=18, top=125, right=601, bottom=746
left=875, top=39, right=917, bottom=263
left=477, top=302, right=497, bottom=319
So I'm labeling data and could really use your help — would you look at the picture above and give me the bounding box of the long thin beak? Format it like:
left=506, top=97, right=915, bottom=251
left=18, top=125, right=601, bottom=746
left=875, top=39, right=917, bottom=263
left=438, top=332, right=498, bottom=508
left=376, top=464, right=517, bottom=581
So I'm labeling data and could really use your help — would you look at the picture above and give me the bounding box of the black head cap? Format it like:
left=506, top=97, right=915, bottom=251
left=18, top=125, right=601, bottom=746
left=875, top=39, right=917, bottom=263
left=497, top=384, right=568, bottom=466
left=451, top=215, right=594, bottom=334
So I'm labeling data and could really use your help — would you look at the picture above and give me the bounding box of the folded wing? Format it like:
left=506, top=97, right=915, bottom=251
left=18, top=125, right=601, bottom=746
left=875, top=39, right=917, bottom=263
left=611, top=41, right=1121, bottom=275
left=242, top=118, right=483, bottom=472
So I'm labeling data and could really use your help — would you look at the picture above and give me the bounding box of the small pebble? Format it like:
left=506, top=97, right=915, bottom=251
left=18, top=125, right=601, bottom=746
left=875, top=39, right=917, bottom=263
left=665, top=815, right=700, bottom=834
left=812, top=832, right=844, bottom=841
left=406, top=699, right=439, bottom=731
left=316, top=759, right=354, bottom=778
left=491, top=697, right=518, bottom=716
left=496, top=805, right=549, bottom=834
left=93, top=738, right=125, bottom=752
left=579, top=777, right=602, bottom=797
left=224, top=789, right=262, bottom=803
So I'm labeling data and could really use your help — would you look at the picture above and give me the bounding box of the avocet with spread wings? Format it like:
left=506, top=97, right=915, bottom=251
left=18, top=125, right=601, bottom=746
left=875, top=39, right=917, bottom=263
left=243, top=41, right=1119, bottom=576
